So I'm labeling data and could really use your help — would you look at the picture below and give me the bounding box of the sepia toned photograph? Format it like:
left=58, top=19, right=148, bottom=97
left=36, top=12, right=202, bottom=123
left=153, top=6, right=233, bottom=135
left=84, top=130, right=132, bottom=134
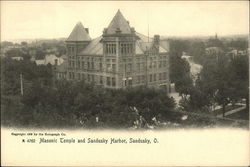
left=1, top=1, right=249, bottom=166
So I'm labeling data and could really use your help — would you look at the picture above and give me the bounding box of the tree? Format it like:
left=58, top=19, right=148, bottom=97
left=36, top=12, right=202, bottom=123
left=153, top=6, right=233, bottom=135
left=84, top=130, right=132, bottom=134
left=35, top=49, right=46, bottom=60
left=227, top=39, right=248, bottom=50
left=1, top=41, right=14, bottom=47
left=170, top=54, right=193, bottom=95
left=1, top=57, right=53, bottom=96
left=207, top=37, right=224, bottom=49
left=21, top=41, right=28, bottom=47
left=227, top=55, right=249, bottom=110
left=188, top=51, right=248, bottom=117
left=188, top=40, right=206, bottom=64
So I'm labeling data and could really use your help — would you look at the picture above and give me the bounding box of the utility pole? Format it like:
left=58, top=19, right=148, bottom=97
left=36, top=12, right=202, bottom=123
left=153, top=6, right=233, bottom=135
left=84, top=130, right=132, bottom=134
left=20, top=73, right=23, bottom=96
left=145, top=46, right=148, bottom=87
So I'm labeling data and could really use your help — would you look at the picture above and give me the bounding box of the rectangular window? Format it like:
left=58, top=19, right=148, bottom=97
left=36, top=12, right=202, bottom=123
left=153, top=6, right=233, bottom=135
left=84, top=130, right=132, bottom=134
left=87, top=74, right=90, bottom=82
left=78, top=61, right=80, bottom=69
left=127, top=63, right=132, bottom=72
left=99, top=62, right=102, bottom=71
left=107, top=64, right=111, bottom=71
left=163, top=61, right=167, bottom=67
left=112, top=77, right=116, bottom=87
left=141, top=62, right=145, bottom=71
left=82, top=73, right=85, bottom=80
left=108, top=44, right=111, bottom=53
left=163, top=72, right=167, bottom=80
left=100, top=76, right=103, bottom=84
left=77, top=73, right=81, bottom=80
left=159, top=73, right=162, bottom=80
left=121, top=44, right=124, bottom=54
left=120, top=43, right=132, bottom=54
left=82, top=61, right=85, bottom=69
left=106, top=43, right=116, bottom=54
left=91, top=62, right=94, bottom=69
left=153, top=61, right=157, bottom=68
left=136, top=76, right=140, bottom=84
left=106, top=44, right=108, bottom=54
left=69, top=72, right=71, bottom=79
left=92, top=75, right=95, bottom=83
left=128, top=79, right=132, bottom=86
left=154, top=74, right=156, bottom=81
left=87, top=62, right=90, bottom=69
left=150, top=74, right=152, bottom=82
left=159, top=61, right=162, bottom=68
left=107, top=77, right=111, bottom=86
left=136, top=63, right=140, bottom=71
left=129, top=44, right=131, bottom=53
left=112, top=64, right=116, bottom=72
left=149, top=59, right=153, bottom=68
left=113, top=44, right=116, bottom=54
left=141, top=75, right=145, bottom=83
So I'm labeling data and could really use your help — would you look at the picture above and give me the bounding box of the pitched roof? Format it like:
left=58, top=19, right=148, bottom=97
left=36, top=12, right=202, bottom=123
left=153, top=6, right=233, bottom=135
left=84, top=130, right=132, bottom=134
left=66, top=22, right=91, bottom=42
left=35, top=54, right=64, bottom=66
left=159, top=45, right=168, bottom=53
left=136, top=32, right=153, bottom=43
left=79, top=36, right=103, bottom=55
left=159, top=40, right=169, bottom=52
left=135, top=32, right=153, bottom=52
left=35, top=59, right=45, bottom=65
left=135, top=32, right=169, bottom=53
left=135, top=42, right=144, bottom=54
left=106, top=10, right=131, bottom=34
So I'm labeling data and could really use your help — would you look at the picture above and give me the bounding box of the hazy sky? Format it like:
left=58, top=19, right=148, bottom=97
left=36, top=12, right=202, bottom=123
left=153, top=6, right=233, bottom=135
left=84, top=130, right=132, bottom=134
left=1, top=1, right=249, bottom=41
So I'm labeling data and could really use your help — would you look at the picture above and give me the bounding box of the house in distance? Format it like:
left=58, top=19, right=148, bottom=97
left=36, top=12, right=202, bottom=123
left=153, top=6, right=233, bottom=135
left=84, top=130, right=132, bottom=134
left=55, top=10, right=170, bottom=91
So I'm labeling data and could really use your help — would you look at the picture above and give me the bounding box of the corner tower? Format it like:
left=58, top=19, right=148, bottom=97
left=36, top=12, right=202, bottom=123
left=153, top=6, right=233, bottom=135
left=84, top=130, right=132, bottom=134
left=102, top=10, right=138, bottom=88
left=66, top=22, right=91, bottom=54
left=66, top=22, right=91, bottom=79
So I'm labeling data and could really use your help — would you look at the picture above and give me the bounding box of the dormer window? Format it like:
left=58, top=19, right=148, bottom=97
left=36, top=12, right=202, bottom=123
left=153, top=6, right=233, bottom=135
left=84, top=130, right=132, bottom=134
left=116, top=28, right=121, bottom=34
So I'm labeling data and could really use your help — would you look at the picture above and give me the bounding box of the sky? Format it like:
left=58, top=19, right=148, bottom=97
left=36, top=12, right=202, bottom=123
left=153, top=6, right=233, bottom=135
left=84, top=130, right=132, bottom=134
left=1, top=1, right=249, bottom=41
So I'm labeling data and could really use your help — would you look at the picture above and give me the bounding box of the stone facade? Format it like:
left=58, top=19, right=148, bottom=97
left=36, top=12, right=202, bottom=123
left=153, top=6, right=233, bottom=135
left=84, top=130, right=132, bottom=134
left=55, top=10, right=170, bottom=91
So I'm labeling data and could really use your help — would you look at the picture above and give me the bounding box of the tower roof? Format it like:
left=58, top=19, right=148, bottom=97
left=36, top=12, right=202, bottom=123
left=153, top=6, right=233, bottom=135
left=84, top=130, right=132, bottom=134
left=66, top=22, right=91, bottom=42
left=106, top=10, right=131, bottom=34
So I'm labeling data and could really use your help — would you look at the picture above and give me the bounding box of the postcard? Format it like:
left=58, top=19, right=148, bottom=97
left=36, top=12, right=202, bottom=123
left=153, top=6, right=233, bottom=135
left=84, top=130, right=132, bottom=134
left=1, top=1, right=249, bottom=166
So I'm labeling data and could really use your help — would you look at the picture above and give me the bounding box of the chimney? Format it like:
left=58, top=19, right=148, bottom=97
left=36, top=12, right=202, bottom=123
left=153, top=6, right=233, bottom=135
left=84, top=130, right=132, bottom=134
left=154, top=35, right=160, bottom=45
left=85, top=28, right=89, bottom=34
left=55, top=59, right=58, bottom=66
left=103, top=28, right=107, bottom=35
left=131, top=27, right=135, bottom=34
